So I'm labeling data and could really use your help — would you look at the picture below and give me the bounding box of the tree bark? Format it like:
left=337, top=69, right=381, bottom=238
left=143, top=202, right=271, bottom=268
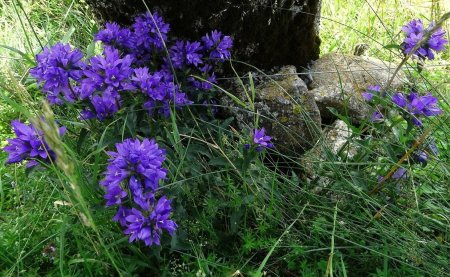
left=85, top=0, right=322, bottom=70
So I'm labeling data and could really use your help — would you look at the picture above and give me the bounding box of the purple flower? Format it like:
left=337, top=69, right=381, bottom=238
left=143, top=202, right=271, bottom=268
left=132, top=68, right=167, bottom=101
left=80, top=47, right=135, bottom=119
left=252, top=128, right=274, bottom=151
left=101, top=138, right=167, bottom=195
left=391, top=92, right=442, bottom=126
left=402, top=19, right=448, bottom=60
left=132, top=11, right=170, bottom=51
left=79, top=109, right=96, bottom=120
left=392, top=168, right=408, bottom=179
left=414, top=150, right=428, bottom=164
left=362, top=85, right=382, bottom=101
left=409, top=93, right=442, bottom=117
left=3, top=120, right=65, bottom=168
left=153, top=88, right=192, bottom=117
left=377, top=167, right=408, bottom=183
left=370, top=111, right=384, bottom=122
left=122, top=196, right=177, bottom=246
left=188, top=72, right=217, bottom=91
left=202, top=30, right=233, bottom=61
left=30, top=43, right=85, bottom=104
left=95, top=23, right=135, bottom=50
left=90, top=88, right=121, bottom=120
left=169, top=40, right=203, bottom=69
left=101, top=138, right=176, bottom=246
left=81, top=47, right=134, bottom=98
left=392, top=93, right=408, bottom=108
left=113, top=206, right=130, bottom=227
left=104, top=185, right=128, bottom=206
left=132, top=68, right=192, bottom=117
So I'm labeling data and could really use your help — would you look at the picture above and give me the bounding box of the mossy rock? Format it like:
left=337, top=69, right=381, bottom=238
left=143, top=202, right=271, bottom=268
left=308, top=53, right=406, bottom=121
left=221, top=66, right=322, bottom=155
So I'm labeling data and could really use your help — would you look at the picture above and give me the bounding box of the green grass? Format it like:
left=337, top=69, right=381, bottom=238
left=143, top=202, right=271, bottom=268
left=0, top=0, right=449, bottom=276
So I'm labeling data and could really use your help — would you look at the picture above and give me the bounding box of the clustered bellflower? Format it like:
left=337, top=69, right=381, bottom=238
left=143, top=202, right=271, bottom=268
left=169, top=40, right=203, bottom=69
left=24, top=10, right=234, bottom=247
left=30, top=11, right=233, bottom=121
left=391, top=92, right=442, bottom=126
left=94, top=22, right=135, bottom=50
left=131, top=68, right=191, bottom=117
left=81, top=46, right=135, bottom=120
left=3, top=120, right=65, bottom=168
left=101, top=138, right=176, bottom=246
left=201, top=30, right=233, bottom=61
left=414, top=150, right=428, bottom=164
left=245, top=128, right=274, bottom=152
left=402, top=19, right=448, bottom=60
left=30, top=43, right=85, bottom=104
left=132, top=11, right=170, bottom=52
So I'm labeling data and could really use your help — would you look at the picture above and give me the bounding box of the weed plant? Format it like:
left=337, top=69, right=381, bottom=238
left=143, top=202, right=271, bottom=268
left=0, top=0, right=449, bottom=276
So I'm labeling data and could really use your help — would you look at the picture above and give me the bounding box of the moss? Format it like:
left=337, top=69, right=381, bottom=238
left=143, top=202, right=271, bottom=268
left=279, top=116, right=289, bottom=123
left=292, top=105, right=302, bottom=114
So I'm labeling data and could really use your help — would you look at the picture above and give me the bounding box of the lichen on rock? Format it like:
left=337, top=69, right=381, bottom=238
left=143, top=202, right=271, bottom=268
left=301, top=119, right=359, bottom=189
left=220, top=66, right=322, bottom=154
left=307, top=53, right=406, bottom=122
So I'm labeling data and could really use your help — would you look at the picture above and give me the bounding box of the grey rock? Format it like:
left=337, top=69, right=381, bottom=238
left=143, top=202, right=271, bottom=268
left=220, top=66, right=322, bottom=154
left=322, top=120, right=357, bottom=158
left=308, top=53, right=406, bottom=121
left=302, top=119, right=358, bottom=184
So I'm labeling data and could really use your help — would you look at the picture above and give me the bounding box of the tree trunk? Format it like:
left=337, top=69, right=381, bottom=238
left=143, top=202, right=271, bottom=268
left=85, top=0, right=322, bottom=70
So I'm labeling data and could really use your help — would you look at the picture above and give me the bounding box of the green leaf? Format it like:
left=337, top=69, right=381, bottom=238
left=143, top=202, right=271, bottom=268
left=249, top=72, right=256, bottom=104
left=383, top=44, right=401, bottom=50
left=230, top=207, right=244, bottom=233
left=86, top=41, right=96, bottom=58
left=61, top=26, right=75, bottom=43
left=125, top=111, right=137, bottom=137
left=208, top=156, right=230, bottom=167
left=192, top=75, right=247, bottom=108
left=76, top=128, right=88, bottom=153
left=0, top=44, right=35, bottom=64
left=187, top=143, right=211, bottom=158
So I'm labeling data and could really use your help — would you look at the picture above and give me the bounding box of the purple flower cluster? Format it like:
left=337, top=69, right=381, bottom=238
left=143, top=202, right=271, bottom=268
left=391, top=92, right=442, bottom=126
left=101, top=138, right=176, bottom=246
left=362, top=85, right=386, bottom=123
left=169, top=40, right=203, bottom=69
left=402, top=19, right=448, bottom=60
left=30, top=11, right=233, bottom=121
left=23, top=10, right=235, bottom=248
left=30, top=43, right=85, bottom=104
left=132, top=12, right=170, bottom=52
left=202, top=30, right=233, bottom=61
left=362, top=84, right=442, bottom=126
left=94, top=23, right=135, bottom=50
left=370, top=111, right=384, bottom=123
left=80, top=47, right=135, bottom=120
left=132, top=68, right=191, bottom=116
left=3, top=120, right=65, bottom=168
left=245, top=128, right=274, bottom=152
